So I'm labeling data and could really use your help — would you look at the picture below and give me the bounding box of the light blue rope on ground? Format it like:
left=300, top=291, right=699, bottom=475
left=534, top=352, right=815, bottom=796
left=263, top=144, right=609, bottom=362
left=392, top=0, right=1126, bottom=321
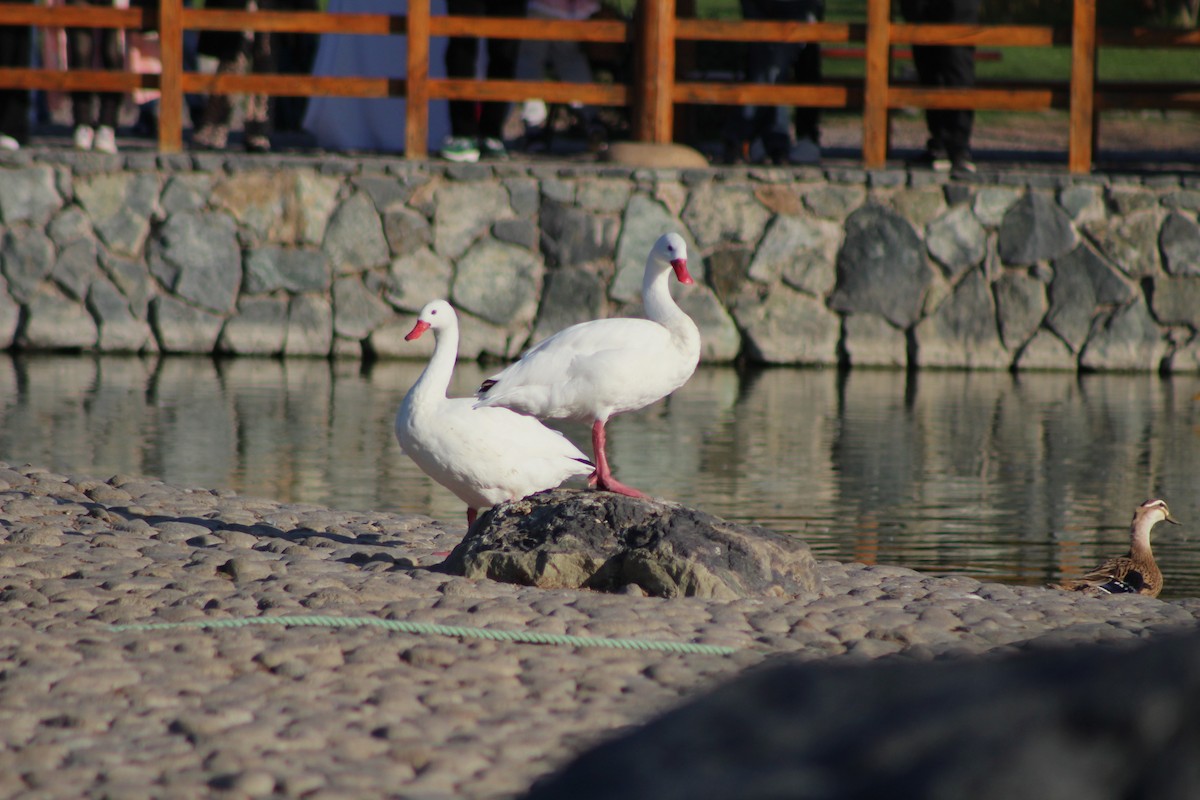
left=108, top=614, right=738, bottom=655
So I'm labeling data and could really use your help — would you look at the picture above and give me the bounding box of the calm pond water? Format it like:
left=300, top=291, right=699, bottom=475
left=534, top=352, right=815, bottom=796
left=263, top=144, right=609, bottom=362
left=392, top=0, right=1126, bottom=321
left=2, top=354, right=1198, bottom=598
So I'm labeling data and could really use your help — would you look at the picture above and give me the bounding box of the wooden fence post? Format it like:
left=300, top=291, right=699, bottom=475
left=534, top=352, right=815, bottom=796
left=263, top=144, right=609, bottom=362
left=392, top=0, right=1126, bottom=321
left=636, top=0, right=675, bottom=143
left=863, top=0, right=891, bottom=168
left=1068, top=0, right=1097, bottom=173
left=406, top=0, right=429, bottom=158
left=157, top=0, right=183, bottom=152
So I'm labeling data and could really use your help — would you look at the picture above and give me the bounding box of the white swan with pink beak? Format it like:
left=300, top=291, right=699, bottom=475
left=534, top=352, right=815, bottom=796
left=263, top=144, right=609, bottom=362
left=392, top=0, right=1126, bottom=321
left=395, top=299, right=593, bottom=526
left=475, top=232, right=700, bottom=497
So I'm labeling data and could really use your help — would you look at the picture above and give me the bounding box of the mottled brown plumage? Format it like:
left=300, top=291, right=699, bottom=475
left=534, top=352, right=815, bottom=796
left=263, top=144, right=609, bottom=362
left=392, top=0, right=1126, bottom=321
left=1050, top=499, right=1180, bottom=598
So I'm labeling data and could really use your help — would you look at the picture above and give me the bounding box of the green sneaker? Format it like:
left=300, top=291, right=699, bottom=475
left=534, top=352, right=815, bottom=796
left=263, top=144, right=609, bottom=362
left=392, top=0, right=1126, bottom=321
left=479, top=137, right=508, bottom=160
left=441, top=136, right=480, bottom=163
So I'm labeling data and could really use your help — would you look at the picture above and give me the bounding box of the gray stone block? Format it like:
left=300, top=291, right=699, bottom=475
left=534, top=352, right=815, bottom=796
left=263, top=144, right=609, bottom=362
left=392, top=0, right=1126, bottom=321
left=243, top=246, right=330, bottom=294
left=926, top=205, right=987, bottom=279
left=219, top=297, right=289, bottom=355
left=332, top=276, right=391, bottom=340
left=914, top=269, right=1009, bottom=369
left=323, top=192, right=389, bottom=274
left=385, top=247, right=453, bottom=314
left=994, top=271, right=1048, bottom=351
left=1079, top=296, right=1169, bottom=372
left=51, top=239, right=100, bottom=302
left=748, top=215, right=839, bottom=297
left=149, top=211, right=241, bottom=314
left=1160, top=211, right=1200, bottom=276
left=1083, top=210, right=1164, bottom=279
left=1, top=227, right=55, bottom=303
left=284, top=294, right=333, bottom=357
left=842, top=313, right=907, bottom=368
left=88, top=278, right=153, bottom=353
left=0, top=165, right=62, bottom=226
left=829, top=204, right=931, bottom=328
left=678, top=286, right=741, bottom=363
left=20, top=286, right=98, bottom=350
left=151, top=295, right=224, bottom=353
left=530, top=267, right=606, bottom=345
left=682, top=183, right=771, bottom=248
left=736, top=284, right=840, bottom=365
left=451, top=239, right=543, bottom=328
left=444, top=489, right=820, bottom=600
left=0, top=275, right=20, bottom=349
left=998, top=192, right=1078, bottom=266
left=1150, top=276, right=1200, bottom=327
left=381, top=206, right=432, bottom=258
left=433, top=181, right=511, bottom=260
left=1046, top=244, right=1136, bottom=351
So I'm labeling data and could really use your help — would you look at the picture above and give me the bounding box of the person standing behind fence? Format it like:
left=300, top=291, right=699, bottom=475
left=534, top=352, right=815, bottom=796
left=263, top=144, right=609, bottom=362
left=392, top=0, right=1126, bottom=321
left=0, top=0, right=32, bottom=151
left=192, top=0, right=277, bottom=152
left=901, top=0, right=979, bottom=174
left=441, top=0, right=527, bottom=162
left=513, top=0, right=600, bottom=152
left=67, top=0, right=125, bottom=153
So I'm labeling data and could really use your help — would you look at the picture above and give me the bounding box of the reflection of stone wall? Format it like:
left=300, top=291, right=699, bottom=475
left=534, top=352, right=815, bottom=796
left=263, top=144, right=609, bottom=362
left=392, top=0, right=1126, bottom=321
left=1, top=157, right=1197, bottom=371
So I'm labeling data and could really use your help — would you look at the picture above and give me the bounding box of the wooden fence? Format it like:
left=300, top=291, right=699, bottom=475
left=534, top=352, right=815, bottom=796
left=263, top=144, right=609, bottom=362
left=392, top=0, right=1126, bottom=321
left=0, top=0, right=1196, bottom=172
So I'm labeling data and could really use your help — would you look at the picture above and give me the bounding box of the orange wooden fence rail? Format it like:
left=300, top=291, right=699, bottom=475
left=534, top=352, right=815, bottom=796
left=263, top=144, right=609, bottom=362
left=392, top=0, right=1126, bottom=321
left=0, top=0, right=1195, bottom=171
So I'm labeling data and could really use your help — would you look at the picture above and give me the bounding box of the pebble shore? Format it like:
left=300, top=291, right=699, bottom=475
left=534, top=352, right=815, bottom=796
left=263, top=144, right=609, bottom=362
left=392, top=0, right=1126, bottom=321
left=2, top=461, right=1198, bottom=800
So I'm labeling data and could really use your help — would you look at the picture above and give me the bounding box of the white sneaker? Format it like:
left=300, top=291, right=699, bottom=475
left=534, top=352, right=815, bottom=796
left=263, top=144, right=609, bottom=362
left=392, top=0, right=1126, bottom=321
left=73, top=125, right=95, bottom=151
left=0, top=134, right=19, bottom=151
left=94, top=125, right=117, bottom=154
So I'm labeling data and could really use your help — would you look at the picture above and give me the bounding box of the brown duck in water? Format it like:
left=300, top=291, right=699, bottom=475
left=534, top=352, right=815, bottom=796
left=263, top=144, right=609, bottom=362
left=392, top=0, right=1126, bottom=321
left=1050, top=499, right=1180, bottom=598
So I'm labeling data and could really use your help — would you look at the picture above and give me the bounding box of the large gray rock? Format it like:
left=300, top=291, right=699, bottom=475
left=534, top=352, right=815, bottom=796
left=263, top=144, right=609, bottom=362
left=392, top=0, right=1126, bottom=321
left=443, top=489, right=820, bottom=600
left=100, top=251, right=156, bottom=319
left=451, top=238, right=543, bottom=327
left=1160, top=211, right=1200, bottom=277
left=1083, top=210, right=1163, bottom=279
left=243, top=246, right=330, bottom=294
left=323, top=192, right=389, bottom=274
left=73, top=172, right=158, bottom=257
left=284, top=294, right=333, bottom=357
left=434, top=181, right=512, bottom=260
left=522, top=630, right=1200, bottom=800
left=51, top=239, right=101, bottom=302
left=613, top=198, right=698, bottom=302
left=382, top=206, right=432, bottom=258
left=0, top=166, right=62, bottom=226
left=914, top=269, right=1009, bottom=369
left=218, top=296, right=289, bottom=355
left=747, top=215, right=840, bottom=297
left=842, top=313, right=907, bottom=368
left=1079, top=296, right=1168, bottom=372
left=20, top=286, right=98, bottom=350
left=829, top=204, right=931, bottom=328
left=385, top=247, right=453, bottom=313
left=1, top=226, right=55, bottom=303
left=151, top=295, right=224, bottom=353
left=998, top=192, right=1078, bottom=266
left=332, top=277, right=391, bottom=340
left=1046, top=245, right=1136, bottom=352
left=926, top=205, right=987, bottom=278
left=1015, top=329, right=1076, bottom=371
left=736, top=284, right=840, bottom=365
left=682, top=183, right=772, bottom=249
left=1150, top=276, right=1200, bottom=327
left=540, top=198, right=618, bottom=270
left=88, top=278, right=153, bottom=352
left=679, top=286, right=742, bottom=363
left=994, top=271, right=1048, bottom=351
left=149, top=211, right=241, bottom=314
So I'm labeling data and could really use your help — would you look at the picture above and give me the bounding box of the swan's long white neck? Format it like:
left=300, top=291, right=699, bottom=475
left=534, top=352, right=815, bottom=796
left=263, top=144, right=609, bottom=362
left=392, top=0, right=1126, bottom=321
left=642, top=259, right=692, bottom=338
left=411, top=322, right=458, bottom=403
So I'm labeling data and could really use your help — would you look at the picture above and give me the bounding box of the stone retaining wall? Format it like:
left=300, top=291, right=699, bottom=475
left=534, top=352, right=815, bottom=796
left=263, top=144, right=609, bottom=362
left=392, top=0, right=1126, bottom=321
left=1, top=150, right=1198, bottom=371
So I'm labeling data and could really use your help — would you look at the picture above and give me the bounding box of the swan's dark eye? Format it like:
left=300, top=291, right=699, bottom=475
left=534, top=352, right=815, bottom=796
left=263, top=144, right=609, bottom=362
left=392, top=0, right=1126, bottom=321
left=430, top=309, right=438, bottom=316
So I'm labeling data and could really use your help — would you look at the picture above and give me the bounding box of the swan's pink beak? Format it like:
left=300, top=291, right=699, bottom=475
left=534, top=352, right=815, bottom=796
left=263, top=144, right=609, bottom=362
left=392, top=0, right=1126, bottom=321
left=671, top=258, right=693, bottom=285
left=405, top=320, right=431, bottom=341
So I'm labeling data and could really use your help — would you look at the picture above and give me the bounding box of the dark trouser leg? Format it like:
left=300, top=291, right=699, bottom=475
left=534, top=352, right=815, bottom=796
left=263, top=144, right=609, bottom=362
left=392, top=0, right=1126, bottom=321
left=0, top=18, right=31, bottom=142
left=445, top=0, right=484, bottom=138
left=96, top=26, right=123, bottom=128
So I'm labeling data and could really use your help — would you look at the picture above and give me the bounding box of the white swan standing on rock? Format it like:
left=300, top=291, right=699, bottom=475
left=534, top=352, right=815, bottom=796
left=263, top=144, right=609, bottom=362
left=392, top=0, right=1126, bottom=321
left=475, top=232, right=701, bottom=498
left=395, top=300, right=594, bottom=526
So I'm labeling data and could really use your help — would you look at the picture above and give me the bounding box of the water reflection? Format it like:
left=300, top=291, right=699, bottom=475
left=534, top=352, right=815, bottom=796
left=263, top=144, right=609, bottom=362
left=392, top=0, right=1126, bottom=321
left=2, top=354, right=1198, bottom=597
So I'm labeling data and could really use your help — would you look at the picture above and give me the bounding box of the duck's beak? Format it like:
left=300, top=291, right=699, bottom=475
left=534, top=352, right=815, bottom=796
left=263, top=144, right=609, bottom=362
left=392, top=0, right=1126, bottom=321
left=1166, top=511, right=1182, bottom=525
left=405, top=320, right=431, bottom=341
left=671, top=258, right=694, bottom=285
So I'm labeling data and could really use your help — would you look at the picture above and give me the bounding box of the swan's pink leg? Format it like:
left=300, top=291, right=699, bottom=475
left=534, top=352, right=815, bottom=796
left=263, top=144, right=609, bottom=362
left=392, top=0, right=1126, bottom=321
left=590, top=419, right=645, bottom=498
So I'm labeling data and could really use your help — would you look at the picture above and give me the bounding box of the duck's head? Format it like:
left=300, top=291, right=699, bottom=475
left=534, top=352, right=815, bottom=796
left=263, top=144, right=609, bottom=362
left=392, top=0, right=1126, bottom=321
left=652, top=232, right=692, bottom=285
left=406, top=299, right=456, bottom=341
left=1135, top=498, right=1181, bottom=529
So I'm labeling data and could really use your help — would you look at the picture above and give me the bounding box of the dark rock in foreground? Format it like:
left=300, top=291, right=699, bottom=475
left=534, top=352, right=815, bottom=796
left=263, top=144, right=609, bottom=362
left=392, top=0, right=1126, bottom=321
left=441, top=489, right=819, bottom=600
left=523, top=629, right=1200, bottom=800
